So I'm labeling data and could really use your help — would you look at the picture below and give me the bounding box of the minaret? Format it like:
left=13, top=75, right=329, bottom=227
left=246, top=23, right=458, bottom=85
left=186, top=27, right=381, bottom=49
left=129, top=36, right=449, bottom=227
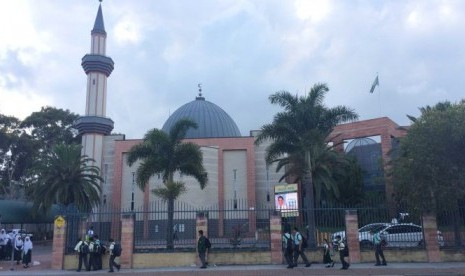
left=74, top=2, right=114, bottom=177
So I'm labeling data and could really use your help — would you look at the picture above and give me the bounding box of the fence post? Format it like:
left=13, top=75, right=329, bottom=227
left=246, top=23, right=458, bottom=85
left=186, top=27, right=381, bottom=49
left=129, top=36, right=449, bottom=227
left=345, top=210, right=360, bottom=263
left=51, top=215, right=67, bottom=270
left=120, top=213, right=135, bottom=268
left=269, top=214, right=282, bottom=264
left=422, top=214, right=441, bottom=262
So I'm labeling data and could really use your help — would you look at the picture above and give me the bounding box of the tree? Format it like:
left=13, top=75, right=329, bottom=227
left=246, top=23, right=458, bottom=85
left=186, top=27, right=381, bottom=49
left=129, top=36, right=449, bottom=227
left=255, top=83, right=358, bottom=246
left=30, top=144, right=102, bottom=214
left=127, top=119, right=208, bottom=249
left=20, top=106, right=80, bottom=153
left=0, top=114, right=37, bottom=199
left=391, top=100, right=465, bottom=246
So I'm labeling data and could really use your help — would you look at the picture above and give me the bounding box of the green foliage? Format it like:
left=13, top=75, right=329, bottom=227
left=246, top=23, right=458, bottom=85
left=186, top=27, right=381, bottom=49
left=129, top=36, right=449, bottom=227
left=127, top=119, right=208, bottom=249
left=30, top=144, right=102, bottom=214
left=127, top=119, right=208, bottom=194
left=391, top=100, right=465, bottom=213
left=20, top=106, right=80, bottom=151
left=0, top=107, right=79, bottom=199
left=255, top=83, right=359, bottom=203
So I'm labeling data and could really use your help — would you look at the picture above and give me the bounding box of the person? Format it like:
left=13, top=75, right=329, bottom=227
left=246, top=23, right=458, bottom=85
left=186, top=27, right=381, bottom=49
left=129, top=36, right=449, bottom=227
left=335, top=235, right=350, bottom=270
left=0, top=229, right=7, bottom=260
left=276, top=196, right=288, bottom=210
left=86, top=226, right=94, bottom=241
left=282, top=228, right=294, bottom=269
left=88, top=237, right=97, bottom=271
left=323, top=238, right=334, bottom=268
left=74, top=237, right=89, bottom=272
left=4, top=235, right=12, bottom=261
left=292, top=227, right=310, bottom=267
left=372, top=230, right=387, bottom=266
left=22, top=236, right=33, bottom=268
left=197, top=230, right=209, bottom=269
left=93, top=235, right=103, bottom=270
left=13, top=235, right=23, bottom=265
left=108, top=238, right=121, bottom=272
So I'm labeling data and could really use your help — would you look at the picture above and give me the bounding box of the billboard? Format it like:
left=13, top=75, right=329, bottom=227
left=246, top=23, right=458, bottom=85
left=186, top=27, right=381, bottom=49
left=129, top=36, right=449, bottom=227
left=274, top=183, right=298, bottom=217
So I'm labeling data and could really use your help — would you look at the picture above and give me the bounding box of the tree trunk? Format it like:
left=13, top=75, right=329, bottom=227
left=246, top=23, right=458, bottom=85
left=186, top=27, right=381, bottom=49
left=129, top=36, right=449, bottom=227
left=166, top=198, right=175, bottom=249
left=304, top=151, right=317, bottom=248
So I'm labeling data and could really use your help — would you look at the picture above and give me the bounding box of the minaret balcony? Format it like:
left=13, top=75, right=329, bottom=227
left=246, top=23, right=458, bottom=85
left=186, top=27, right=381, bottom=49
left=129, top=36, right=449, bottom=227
left=74, top=116, right=114, bottom=135
left=82, top=54, right=114, bottom=77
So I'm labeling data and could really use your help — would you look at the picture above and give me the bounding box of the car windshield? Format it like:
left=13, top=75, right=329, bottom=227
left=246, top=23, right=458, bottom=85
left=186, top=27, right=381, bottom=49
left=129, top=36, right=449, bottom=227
left=359, top=224, right=386, bottom=232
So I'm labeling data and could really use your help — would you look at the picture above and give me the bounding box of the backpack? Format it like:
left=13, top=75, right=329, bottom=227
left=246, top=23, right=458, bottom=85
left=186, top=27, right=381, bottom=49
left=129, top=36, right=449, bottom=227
left=380, top=239, right=388, bottom=247
left=205, top=237, right=211, bottom=249
left=284, top=234, right=293, bottom=250
left=80, top=242, right=89, bottom=254
left=113, top=243, right=122, bottom=256
left=93, top=243, right=101, bottom=254
left=342, top=241, right=349, bottom=257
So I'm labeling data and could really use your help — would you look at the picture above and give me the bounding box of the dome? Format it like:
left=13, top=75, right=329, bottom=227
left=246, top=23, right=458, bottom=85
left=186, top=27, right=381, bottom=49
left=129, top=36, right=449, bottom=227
left=162, top=96, right=241, bottom=138
left=345, top=137, right=377, bottom=153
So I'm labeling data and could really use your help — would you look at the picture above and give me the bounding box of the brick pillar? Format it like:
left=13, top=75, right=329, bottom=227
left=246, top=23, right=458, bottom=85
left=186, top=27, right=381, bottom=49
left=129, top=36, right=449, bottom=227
left=120, top=213, right=134, bottom=268
left=51, top=216, right=67, bottom=270
left=423, top=214, right=441, bottom=262
left=345, top=210, right=360, bottom=263
left=269, top=215, right=282, bottom=264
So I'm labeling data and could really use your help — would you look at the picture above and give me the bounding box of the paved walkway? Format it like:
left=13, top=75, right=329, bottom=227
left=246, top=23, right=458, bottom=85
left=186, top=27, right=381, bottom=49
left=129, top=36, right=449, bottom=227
left=1, top=262, right=465, bottom=276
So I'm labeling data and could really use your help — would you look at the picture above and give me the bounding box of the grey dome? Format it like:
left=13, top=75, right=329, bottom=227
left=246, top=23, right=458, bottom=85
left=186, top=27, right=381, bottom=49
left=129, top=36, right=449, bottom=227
left=162, top=96, right=241, bottom=138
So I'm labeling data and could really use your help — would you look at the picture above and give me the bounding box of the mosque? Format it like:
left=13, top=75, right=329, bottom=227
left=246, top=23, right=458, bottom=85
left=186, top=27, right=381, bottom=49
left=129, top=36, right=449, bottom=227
left=74, top=3, right=407, bottom=219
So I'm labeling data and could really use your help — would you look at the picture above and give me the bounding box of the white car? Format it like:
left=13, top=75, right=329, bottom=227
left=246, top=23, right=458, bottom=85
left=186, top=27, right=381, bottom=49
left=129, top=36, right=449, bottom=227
left=331, top=223, right=390, bottom=246
left=332, top=223, right=444, bottom=248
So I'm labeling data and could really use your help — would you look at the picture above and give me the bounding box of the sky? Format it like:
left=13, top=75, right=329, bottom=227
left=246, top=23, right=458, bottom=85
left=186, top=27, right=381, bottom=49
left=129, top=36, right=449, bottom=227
left=1, top=0, right=464, bottom=139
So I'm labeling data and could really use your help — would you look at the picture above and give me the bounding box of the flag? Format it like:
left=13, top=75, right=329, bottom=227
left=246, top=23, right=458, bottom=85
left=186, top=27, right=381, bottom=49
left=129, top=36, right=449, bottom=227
left=369, top=75, right=379, bottom=93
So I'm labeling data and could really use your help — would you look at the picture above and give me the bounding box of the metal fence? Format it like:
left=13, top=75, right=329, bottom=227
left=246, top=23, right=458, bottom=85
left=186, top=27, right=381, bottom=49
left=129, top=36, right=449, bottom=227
left=133, top=199, right=272, bottom=253
left=62, top=199, right=465, bottom=254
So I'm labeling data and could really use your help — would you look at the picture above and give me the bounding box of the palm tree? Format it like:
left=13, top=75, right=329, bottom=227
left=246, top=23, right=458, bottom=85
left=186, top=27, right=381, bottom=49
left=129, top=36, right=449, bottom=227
left=255, top=83, right=358, bottom=246
left=127, top=119, right=208, bottom=249
left=31, top=143, right=102, bottom=214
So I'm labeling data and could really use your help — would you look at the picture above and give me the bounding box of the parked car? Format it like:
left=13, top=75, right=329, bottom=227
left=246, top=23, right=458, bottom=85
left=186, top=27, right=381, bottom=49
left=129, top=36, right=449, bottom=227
left=331, top=223, right=390, bottom=242
left=331, top=223, right=444, bottom=248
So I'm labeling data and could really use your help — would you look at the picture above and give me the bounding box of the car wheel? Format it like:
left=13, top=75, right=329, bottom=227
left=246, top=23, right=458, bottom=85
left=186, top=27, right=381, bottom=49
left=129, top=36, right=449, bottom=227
left=360, top=240, right=373, bottom=248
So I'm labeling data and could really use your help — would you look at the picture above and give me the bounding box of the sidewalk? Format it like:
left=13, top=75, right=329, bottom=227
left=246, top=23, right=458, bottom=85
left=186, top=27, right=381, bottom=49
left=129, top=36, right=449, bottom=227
left=1, top=262, right=465, bottom=276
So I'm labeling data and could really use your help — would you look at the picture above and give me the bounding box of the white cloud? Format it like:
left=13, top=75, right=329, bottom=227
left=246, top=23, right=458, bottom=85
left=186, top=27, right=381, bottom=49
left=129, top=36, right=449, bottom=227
left=294, top=0, right=332, bottom=22
left=114, top=15, right=142, bottom=45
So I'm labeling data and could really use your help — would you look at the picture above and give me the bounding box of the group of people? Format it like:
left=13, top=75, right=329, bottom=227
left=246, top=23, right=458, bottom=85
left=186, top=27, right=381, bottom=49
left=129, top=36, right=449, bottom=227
left=321, top=235, right=350, bottom=270
left=283, top=228, right=387, bottom=270
left=0, top=229, right=33, bottom=268
left=282, top=227, right=311, bottom=269
left=74, top=226, right=121, bottom=273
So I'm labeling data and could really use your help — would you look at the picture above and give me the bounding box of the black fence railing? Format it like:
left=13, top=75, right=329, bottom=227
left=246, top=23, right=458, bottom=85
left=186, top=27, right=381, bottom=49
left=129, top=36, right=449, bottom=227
left=62, top=199, right=465, bottom=254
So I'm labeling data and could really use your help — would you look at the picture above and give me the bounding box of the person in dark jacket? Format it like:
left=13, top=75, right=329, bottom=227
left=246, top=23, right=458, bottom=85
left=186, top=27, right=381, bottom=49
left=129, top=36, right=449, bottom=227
left=197, top=230, right=208, bottom=269
left=74, top=237, right=89, bottom=272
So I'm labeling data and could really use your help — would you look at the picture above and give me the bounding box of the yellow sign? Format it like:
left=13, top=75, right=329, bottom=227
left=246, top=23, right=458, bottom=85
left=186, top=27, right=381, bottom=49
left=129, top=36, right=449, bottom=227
left=55, top=216, right=65, bottom=229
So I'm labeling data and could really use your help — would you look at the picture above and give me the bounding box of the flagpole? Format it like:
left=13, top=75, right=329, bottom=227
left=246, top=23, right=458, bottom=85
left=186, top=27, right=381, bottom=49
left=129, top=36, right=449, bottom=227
left=378, top=73, right=381, bottom=117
